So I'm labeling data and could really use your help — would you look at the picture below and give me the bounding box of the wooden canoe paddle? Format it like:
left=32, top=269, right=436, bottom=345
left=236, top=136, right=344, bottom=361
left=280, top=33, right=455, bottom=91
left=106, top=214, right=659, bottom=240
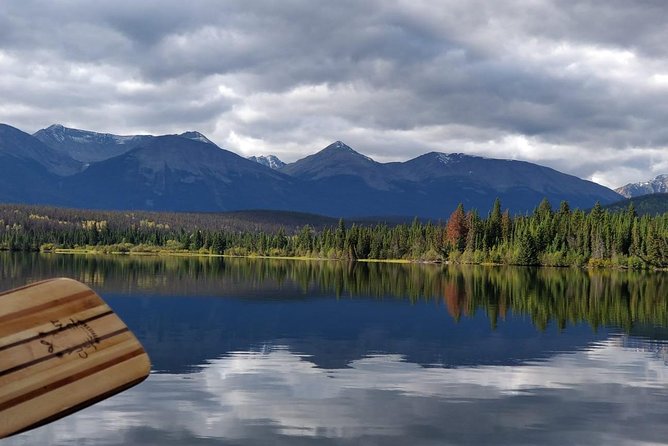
left=0, top=278, right=151, bottom=439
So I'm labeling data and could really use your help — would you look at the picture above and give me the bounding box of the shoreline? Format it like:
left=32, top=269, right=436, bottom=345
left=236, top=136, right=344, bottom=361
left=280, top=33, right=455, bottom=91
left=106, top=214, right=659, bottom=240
left=6, top=248, right=658, bottom=271
left=48, top=248, right=416, bottom=264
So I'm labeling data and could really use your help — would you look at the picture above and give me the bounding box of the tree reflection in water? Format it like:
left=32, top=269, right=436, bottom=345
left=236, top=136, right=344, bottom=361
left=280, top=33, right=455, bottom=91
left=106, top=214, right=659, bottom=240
left=1, top=252, right=666, bottom=332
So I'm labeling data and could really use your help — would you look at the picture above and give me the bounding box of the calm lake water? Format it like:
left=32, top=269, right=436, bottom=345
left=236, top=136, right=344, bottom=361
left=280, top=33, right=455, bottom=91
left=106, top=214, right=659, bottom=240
left=2, top=253, right=668, bottom=445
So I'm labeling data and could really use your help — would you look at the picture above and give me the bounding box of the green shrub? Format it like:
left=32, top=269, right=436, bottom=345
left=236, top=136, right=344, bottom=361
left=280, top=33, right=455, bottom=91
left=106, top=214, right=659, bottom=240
left=627, top=256, right=646, bottom=270
left=587, top=257, right=611, bottom=268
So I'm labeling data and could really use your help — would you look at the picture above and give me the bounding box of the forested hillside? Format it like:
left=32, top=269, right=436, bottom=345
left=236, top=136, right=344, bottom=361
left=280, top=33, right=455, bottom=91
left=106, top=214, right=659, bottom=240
left=605, top=194, right=668, bottom=216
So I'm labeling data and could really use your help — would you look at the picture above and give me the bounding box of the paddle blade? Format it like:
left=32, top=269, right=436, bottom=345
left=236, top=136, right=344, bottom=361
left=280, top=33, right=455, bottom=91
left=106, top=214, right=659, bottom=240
left=0, top=278, right=150, bottom=438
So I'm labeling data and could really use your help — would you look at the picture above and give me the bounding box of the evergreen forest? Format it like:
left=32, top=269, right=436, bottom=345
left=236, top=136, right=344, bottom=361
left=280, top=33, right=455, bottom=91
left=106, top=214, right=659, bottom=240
left=0, top=199, right=666, bottom=269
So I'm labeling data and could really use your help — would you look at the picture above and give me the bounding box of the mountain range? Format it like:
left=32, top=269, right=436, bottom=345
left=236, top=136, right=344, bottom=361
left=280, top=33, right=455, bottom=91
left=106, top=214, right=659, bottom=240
left=0, top=123, right=624, bottom=218
left=616, top=174, right=668, bottom=198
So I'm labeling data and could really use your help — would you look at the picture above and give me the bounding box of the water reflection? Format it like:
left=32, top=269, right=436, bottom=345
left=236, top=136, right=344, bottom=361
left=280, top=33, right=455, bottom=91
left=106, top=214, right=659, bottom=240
left=6, top=339, right=668, bottom=446
left=1, top=253, right=667, bottom=332
left=106, top=295, right=608, bottom=373
left=2, top=253, right=668, bottom=445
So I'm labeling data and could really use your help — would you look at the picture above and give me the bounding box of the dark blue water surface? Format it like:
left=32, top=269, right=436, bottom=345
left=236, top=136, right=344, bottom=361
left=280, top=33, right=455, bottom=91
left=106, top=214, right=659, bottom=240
left=108, top=295, right=610, bottom=373
left=2, top=254, right=668, bottom=445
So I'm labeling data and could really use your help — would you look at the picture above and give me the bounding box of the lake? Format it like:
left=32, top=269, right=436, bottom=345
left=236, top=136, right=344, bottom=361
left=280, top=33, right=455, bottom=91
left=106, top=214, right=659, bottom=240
left=2, top=253, right=668, bottom=445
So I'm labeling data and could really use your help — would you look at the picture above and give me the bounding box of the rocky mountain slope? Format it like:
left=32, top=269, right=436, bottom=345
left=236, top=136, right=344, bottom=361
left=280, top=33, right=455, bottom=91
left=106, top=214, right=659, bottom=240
left=616, top=175, right=668, bottom=198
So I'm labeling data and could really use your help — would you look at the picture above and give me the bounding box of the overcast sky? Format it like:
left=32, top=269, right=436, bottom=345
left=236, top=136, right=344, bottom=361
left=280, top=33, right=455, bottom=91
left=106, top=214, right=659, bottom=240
left=1, top=0, right=667, bottom=188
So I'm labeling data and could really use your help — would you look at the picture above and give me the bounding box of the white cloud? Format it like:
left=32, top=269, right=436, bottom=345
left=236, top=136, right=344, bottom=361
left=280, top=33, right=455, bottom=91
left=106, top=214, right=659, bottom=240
left=1, top=0, right=668, bottom=185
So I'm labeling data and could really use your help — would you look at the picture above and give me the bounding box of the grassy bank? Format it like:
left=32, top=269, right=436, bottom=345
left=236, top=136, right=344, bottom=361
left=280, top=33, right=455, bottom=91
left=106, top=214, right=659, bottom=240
left=39, top=243, right=663, bottom=270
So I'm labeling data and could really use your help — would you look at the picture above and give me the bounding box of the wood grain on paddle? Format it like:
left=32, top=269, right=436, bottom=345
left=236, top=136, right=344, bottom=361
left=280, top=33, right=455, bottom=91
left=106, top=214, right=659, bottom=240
left=0, top=278, right=150, bottom=438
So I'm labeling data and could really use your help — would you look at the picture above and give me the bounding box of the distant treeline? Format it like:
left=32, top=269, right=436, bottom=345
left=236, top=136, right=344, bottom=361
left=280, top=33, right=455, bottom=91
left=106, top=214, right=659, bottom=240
left=0, top=200, right=666, bottom=268
left=604, top=193, right=668, bottom=216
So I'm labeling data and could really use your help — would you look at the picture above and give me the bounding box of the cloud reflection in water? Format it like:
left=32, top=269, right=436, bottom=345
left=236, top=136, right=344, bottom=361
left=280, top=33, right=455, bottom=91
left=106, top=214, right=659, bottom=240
left=7, top=336, right=668, bottom=446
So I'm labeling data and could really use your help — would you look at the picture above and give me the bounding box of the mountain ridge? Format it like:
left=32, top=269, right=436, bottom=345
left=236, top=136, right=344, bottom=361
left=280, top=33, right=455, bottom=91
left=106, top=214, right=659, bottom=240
left=1, top=122, right=624, bottom=217
left=61, top=135, right=303, bottom=212
left=33, top=124, right=154, bottom=163
left=280, top=141, right=395, bottom=191
left=1, top=124, right=82, bottom=175
left=616, top=174, right=668, bottom=198
left=276, top=141, right=621, bottom=215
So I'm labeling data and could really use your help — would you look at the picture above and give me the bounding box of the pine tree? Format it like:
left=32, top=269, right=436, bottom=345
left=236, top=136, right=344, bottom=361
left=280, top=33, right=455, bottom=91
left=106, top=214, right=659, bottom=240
left=487, top=198, right=502, bottom=247
left=517, top=231, right=538, bottom=265
left=536, top=198, right=552, bottom=220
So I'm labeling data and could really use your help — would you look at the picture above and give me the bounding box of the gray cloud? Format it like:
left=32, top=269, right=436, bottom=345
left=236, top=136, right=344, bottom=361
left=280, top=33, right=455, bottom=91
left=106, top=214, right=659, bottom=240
left=1, top=0, right=667, bottom=187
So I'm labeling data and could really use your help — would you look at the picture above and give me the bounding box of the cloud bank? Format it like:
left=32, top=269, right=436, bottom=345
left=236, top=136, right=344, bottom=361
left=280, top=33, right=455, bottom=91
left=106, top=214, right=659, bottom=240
left=1, top=0, right=668, bottom=187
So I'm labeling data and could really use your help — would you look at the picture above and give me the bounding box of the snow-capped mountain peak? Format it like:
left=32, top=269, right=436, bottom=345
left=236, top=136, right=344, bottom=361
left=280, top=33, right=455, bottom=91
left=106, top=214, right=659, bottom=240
left=616, top=174, right=668, bottom=198
left=247, top=155, right=286, bottom=170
